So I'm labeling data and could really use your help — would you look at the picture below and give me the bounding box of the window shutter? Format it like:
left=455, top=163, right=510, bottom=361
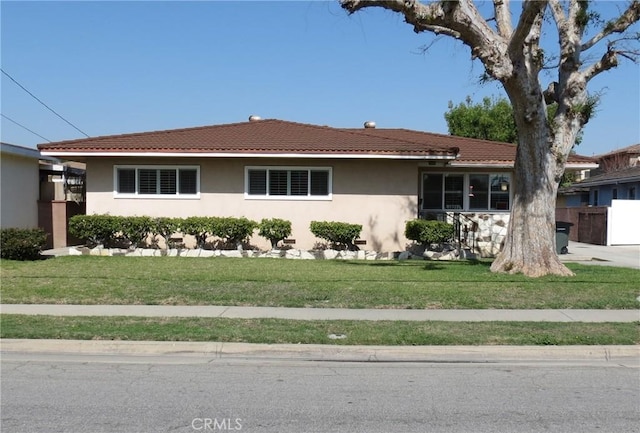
left=159, top=170, right=177, bottom=194
left=248, top=170, right=267, bottom=195
left=179, top=169, right=197, bottom=194
left=310, top=170, right=329, bottom=196
left=117, top=169, right=136, bottom=194
left=138, top=169, right=157, bottom=194
left=269, top=170, right=288, bottom=195
left=290, top=170, right=309, bottom=196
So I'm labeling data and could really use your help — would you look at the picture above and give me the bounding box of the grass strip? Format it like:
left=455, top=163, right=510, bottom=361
left=2, top=315, right=638, bottom=346
left=1, top=257, right=639, bottom=309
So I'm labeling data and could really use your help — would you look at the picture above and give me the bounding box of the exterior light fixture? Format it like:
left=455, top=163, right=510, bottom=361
left=492, top=175, right=509, bottom=192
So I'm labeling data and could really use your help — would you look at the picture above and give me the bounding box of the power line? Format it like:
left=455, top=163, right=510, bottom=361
left=1, top=113, right=52, bottom=142
left=1, top=68, right=90, bottom=138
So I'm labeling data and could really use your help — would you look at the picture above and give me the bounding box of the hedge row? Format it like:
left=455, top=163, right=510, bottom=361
left=405, top=219, right=455, bottom=245
left=68, top=215, right=365, bottom=250
left=0, top=228, right=48, bottom=261
left=0, top=218, right=455, bottom=260
left=69, top=215, right=262, bottom=249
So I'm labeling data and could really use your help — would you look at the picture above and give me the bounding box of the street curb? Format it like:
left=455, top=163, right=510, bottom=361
left=2, top=339, right=639, bottom=364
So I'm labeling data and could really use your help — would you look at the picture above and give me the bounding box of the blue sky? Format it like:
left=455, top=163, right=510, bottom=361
left=1, top=1, right=638, bottom=156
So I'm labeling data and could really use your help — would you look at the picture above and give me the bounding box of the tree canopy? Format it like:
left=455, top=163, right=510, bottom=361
left=444, top=96, right=518, bottom=143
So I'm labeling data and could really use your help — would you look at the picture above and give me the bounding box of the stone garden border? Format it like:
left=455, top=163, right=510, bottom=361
left=68, top=245, right=470, bottom=261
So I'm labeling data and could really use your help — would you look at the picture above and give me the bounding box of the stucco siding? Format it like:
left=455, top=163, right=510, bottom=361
left=1, top=153, right=39, bottom=228
left=85, top=157, right=419, bottom=252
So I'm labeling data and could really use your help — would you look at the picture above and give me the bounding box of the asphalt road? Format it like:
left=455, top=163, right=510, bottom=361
left=2, top=353, right=639, bottom=433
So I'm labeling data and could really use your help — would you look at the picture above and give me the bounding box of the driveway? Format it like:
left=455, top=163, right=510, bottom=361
left=561, top=241, right=640, bottom=269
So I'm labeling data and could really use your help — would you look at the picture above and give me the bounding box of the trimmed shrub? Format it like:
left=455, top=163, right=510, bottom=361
left=405, top=219, right=454, bottom=245
left=150, top=217, right=182, bottom=249
left=259, top=218, right=292, bottom=249
left=181, top=217, right=216, bottom=249
left=216, top=217, right=257, bottom=247
left=118, top=216, right=153, bottom=248
left=0, top=228, right=48, bottom=260
left=310, top=221, right=362, bottom=251
left=69, top=215, right=120, bottom=247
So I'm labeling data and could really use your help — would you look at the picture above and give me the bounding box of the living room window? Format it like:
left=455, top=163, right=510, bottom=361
left=421, top=172, right=511, bottom=211
left=114, top=166, right=199, bottom=198
left=245, top=167, right=332, bottom=200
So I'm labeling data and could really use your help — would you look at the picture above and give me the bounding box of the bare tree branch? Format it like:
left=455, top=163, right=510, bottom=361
left=581, top=0, right=640, bottom=51
left=548, top=0, right=566, bottom=29
left=507, top=0, right=548, bottom=58
left=582, top=46, right=619, bottom=82
left=567, top=0, right=583, bottom=31
left=421, top=25, right=461, bottom=39
left=340, top=0, right=511, bottom=79
left=493, top=0, right=513, bottom=38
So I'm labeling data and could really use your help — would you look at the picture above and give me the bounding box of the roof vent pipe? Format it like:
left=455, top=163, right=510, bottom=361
left=364, top=121, right=376, bottom=129
left=248, top=115, right=262, bottom=122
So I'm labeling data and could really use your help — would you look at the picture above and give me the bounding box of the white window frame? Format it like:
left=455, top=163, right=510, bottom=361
left=244, top=166, right=333, bottom=201
left=113, top=165, right=200, bottom=199
left=421, top=172, right=512, bottom=212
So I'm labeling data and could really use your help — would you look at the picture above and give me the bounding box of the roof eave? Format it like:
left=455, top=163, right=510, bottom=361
left=448, top=161, right=514, bottom=168
left=39, top=151, right=457, bottom=160
left=565, top=162, right=599, bottom=170
left=575, top=176, right=640, bottom=187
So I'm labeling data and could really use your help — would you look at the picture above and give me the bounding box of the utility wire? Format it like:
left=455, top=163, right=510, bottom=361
left=1, top=68, right=90, bottom=138
left=1, top=113, right=52, bottom=142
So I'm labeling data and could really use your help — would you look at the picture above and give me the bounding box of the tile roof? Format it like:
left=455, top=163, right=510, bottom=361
left=37, top=119, right=456, bottom=158
left=37, top=118, right=595, bottom=165
left=346, top=128, right=519, bottom=165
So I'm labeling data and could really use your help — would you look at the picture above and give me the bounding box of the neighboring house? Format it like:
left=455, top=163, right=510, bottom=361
left=560, top=165, right=640, bottom=207
left=1, top=142, right=41, bottom=229
left=38, top=118, right=596, bottom=255
left=0, top=142, right=86, bottom=248
left=557, top=144, right=640, bottom=246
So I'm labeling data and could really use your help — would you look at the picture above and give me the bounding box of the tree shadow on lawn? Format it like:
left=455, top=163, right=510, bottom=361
left=336, top=259, right=492, bottom=271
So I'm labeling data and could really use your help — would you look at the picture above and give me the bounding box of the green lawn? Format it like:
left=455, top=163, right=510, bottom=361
left=2, top=315, right=638, bottom=345
left=1, top=256, right=638, bottom=309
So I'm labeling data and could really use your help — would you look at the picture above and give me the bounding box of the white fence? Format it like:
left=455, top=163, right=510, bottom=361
left=607, top=200, right=640, bottom=245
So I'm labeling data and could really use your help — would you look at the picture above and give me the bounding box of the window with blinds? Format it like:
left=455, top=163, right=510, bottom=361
left=245, top=167, right=332, bottom=199
left=115, top=166, right=199, bottom=198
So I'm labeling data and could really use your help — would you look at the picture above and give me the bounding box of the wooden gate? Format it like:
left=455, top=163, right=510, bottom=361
left=578, top=211, right=607, bottom=245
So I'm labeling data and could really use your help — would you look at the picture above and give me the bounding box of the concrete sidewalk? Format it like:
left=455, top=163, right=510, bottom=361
left=2, top=304, right=638, bottom=322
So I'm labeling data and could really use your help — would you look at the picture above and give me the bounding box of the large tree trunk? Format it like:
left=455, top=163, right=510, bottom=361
left=490, top=84, right=574, bottom=277
left=490, top=132, right=574, bottom=277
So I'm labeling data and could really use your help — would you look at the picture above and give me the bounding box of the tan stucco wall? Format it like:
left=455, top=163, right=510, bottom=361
left=1, top=153, right=39, bottom=228
left=85, top=157, right=420, bottom=252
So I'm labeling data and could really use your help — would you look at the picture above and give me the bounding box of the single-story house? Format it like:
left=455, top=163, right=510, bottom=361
left=38, top=118, right=596, bottom=255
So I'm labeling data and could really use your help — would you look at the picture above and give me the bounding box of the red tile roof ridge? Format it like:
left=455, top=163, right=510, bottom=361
left=37, top=119, right=261, bottom=148
left=337, top=127, right=457, bottom=153
left=37, top=118, right=458, bottom=155
left=350, top=127, right=519, bottom=148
